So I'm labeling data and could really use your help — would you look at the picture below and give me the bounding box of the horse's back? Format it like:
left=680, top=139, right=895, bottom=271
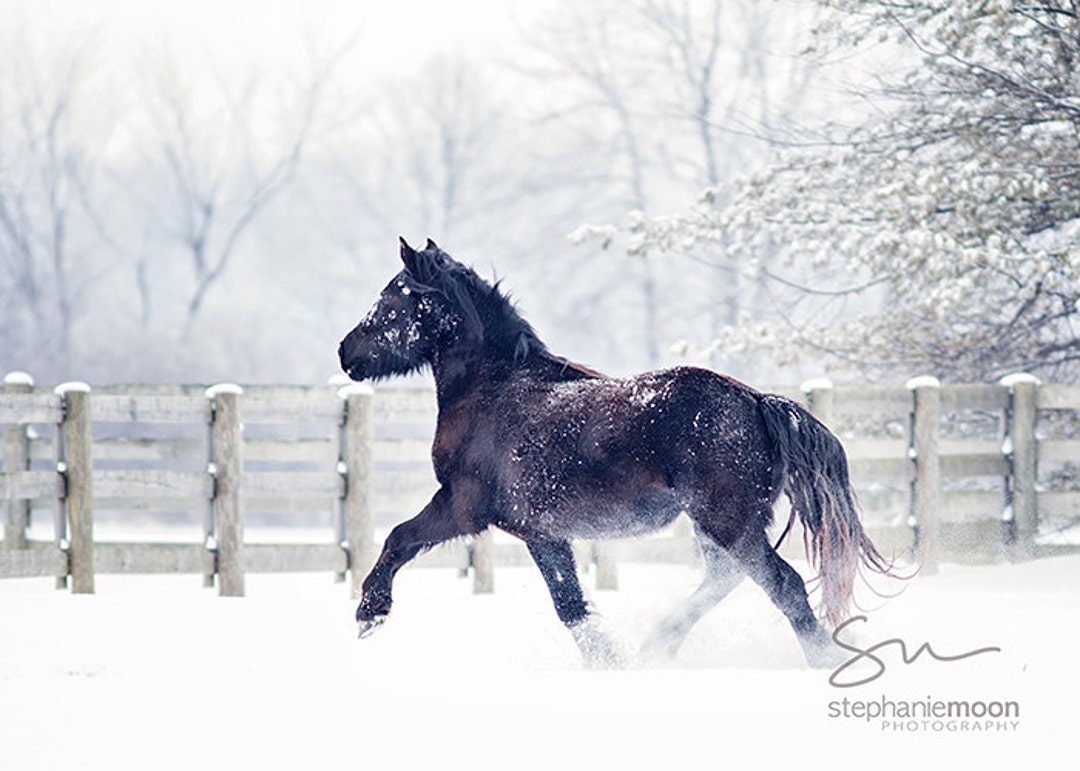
left=496, top=365, right=770, bottom=465
left=481, top=365, right=777, bottom=540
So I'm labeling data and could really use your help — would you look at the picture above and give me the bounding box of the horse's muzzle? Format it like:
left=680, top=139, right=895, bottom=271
left=338, top=338, right=364, bottom=381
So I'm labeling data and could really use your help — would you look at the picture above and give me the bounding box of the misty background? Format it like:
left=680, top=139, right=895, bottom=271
left=0, top=0, right=878, bottom=387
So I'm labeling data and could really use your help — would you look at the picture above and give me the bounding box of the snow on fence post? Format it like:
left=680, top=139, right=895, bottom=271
left=907, top=376, right=941, bottom=576
left=338, top=382, right=376, bottom=599
left=55, top=382, right=94, bottom=594
left=801, top=377, right=835, bottom=428
left=207, top=384, right=244, bottom=597
left=3, top=372, right=34, bottom=551
left=1001, top=373, right=1040, bottom=560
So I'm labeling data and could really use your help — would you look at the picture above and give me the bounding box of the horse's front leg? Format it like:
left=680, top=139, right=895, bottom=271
left=356, top=487, right=462, bottom=638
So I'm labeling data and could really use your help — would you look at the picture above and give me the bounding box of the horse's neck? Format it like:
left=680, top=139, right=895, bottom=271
left=431, top=347, right=483, bottom=409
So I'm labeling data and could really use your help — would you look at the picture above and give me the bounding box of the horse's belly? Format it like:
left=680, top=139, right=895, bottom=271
left=502, top=486, right=682, bottom=541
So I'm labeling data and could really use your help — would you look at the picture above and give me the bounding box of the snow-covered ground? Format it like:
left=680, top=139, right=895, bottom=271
left=2, top=554, right=1077, bottom=769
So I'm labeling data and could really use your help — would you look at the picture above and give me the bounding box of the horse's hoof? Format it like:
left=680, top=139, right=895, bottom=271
left=803, top=638, right=847, bottom=669
left=640, top=624, right=683, bottom=662
left=570, top=617, right=625, bottom=669
left=357, top=615, right=387, bottom=639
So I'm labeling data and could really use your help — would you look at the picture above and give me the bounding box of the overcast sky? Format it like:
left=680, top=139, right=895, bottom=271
left=6, top=0, right=553, bottom=80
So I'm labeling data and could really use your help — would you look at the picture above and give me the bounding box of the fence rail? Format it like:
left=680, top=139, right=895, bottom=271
left=2, top=371, right=1079, bottom=596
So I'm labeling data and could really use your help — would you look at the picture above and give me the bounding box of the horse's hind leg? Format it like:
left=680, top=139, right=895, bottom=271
left=641, top=526, right=745, bottom=660
left=729, top=531, right=839, bottom=668
left=526, top=540, right=622, bottom=668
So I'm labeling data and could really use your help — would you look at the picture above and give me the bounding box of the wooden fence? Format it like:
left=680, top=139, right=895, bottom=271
left=0, top=375, right=381, bottom=596
left=2, top=372, right=1079, bottom=596
left=794, top=374, right=1080, bottom=570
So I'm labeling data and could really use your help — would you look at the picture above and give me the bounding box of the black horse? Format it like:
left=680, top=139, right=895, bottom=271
left=338, top=239, right=891, bottom=667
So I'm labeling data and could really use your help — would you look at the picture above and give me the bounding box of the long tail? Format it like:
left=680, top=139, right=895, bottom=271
left=757, top=393, right=892, bottom=627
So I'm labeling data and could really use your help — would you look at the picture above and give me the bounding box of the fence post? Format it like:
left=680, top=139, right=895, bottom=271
left=801, top=377, right=835, bottom=428
left=593, top=543, right=618, bottom=590
left=4, top=372, right=34, bottom=551
left=55, top=382, right=94, bottom=594
left=471, top=530, right=495, bottom=594
left=907, top=376, right=941, bottom=575
left=596, top=539, right=622, bottom=587
left=52, top=389, right=67, bottom=590
left=201, top=398, right=216, bottom=589
left=1001, top=373, right=1039, bottom=560
left=338, top=383, right=376, bottom=599
left=207, top=384, right=244, bottom=597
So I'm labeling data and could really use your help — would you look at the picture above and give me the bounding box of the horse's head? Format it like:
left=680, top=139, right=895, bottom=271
left=338, top=238, right=477, bottom=381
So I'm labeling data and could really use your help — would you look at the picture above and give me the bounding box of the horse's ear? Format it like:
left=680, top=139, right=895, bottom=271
left=399, top=237, right=419, bottom=273
left=424, top=238, right=462, bottom=273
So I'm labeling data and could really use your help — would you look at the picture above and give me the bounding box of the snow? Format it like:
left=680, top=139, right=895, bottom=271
left=800, top=377, right=834, bottom=393
left=1000, top=373, right=1041, bottom=389
left=905, top=375, right=942, bottom=391
left=2, top=555, right=1078, bottom=769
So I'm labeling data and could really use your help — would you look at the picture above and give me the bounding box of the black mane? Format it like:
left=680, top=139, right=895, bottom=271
left=407, top=241, right=600, bottom=378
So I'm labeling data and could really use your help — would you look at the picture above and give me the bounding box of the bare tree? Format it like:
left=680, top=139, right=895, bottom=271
left=521, top=0, right=822, bottom=366
left=137, top=43, right=345, bottom=339
left=372, top=57, right=506, bottom=241
left=639, top=0, right=726, bottom=187
left=523, top=1, right=668, bottom=364
left=0, top=22, right=115, bottom=378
